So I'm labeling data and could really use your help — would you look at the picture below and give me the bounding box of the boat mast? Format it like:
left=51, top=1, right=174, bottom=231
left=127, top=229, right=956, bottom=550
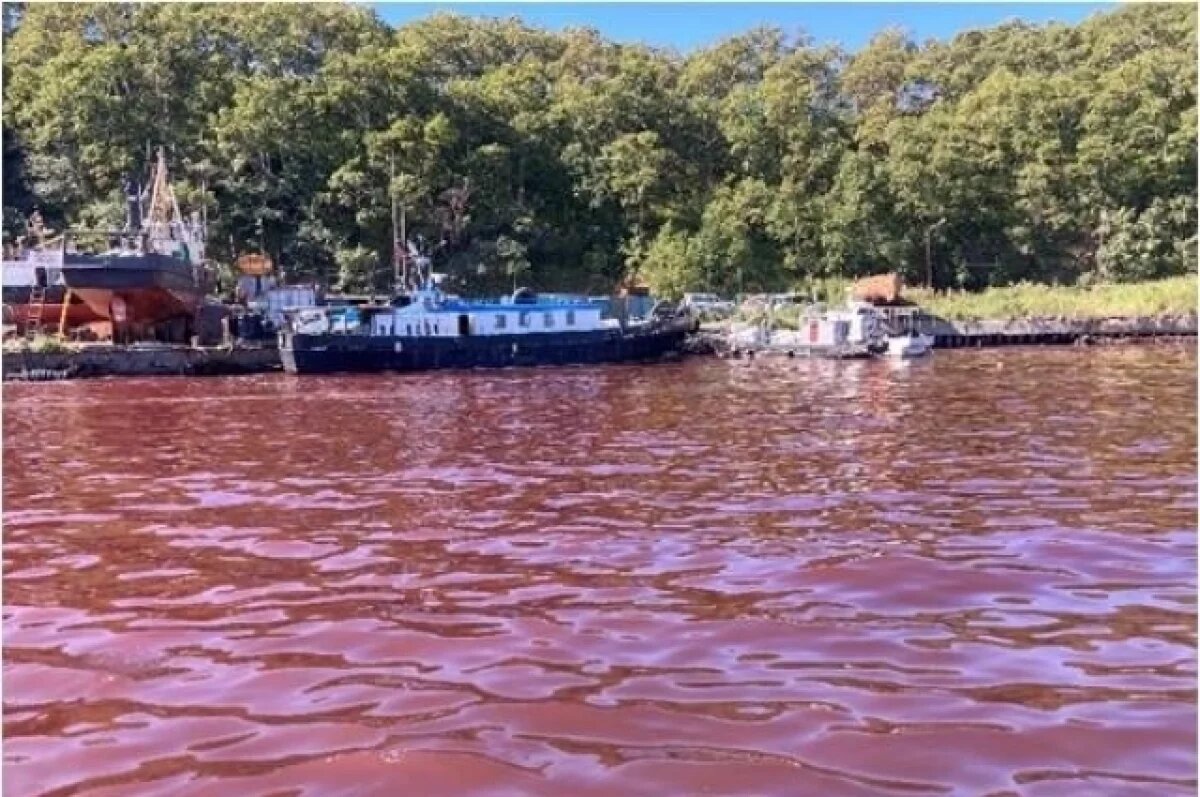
left=144, top=148, right=182, bottom=245
left=390, top=154, right=402, bottom=292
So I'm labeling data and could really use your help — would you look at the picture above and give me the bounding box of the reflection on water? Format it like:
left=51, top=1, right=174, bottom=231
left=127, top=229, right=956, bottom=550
left=4, top=346, right=1197, bottom=796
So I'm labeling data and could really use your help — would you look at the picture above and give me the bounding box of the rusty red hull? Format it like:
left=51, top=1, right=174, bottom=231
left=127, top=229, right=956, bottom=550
left=4, top=301, right=105, bottom=331
left=61, top=253, right=206, bottom=325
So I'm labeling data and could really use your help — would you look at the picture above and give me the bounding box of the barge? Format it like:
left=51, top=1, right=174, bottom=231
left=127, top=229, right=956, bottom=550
left=280, top=282, right=694, bottom=375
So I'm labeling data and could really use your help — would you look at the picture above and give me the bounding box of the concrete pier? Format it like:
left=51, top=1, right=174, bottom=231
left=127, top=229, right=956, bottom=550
left=923, top=314, right=1197, bottom=348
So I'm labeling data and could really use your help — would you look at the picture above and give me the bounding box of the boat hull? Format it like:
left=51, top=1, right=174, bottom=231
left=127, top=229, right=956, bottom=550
left=2, top=285, right=105, bottom=332
left=60, top=254, right=204, bottom=325
left=886, top=334, right=934, bottom=358
left=281, top=322, right=691, bottom=375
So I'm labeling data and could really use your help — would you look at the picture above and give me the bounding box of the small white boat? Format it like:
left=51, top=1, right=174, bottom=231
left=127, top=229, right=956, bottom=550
left=886, top=333, right=934, bottom=358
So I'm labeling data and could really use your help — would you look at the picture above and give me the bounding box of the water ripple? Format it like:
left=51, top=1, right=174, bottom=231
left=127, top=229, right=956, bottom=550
left=4, top=346, right=1197, bottom=796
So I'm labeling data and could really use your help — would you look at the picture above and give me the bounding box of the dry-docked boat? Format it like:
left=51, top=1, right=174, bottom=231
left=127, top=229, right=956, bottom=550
left=2, top=240, right=104, bottom=336
left=58, top=149, right=210, bottom=342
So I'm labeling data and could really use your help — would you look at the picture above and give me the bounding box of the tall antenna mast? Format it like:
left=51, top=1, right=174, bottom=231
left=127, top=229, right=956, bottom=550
left=390, top=154, right=401, bottom=291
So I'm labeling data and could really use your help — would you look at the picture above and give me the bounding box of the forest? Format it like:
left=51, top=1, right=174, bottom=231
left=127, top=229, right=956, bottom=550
left=2, top=3, right=1196, bottom=297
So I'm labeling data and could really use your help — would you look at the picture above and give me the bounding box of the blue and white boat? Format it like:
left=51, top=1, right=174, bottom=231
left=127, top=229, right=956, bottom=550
left=279, top=279, right=694, bottom=375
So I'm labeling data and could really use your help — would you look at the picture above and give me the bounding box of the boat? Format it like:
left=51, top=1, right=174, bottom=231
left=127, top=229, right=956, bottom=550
left=885, top=332, right=934, bottom=358
left=729, top=299, right=887, bottom=359
left=874, top=305, right=934, bottom=358
left=2, top=234, right=103, bottom=337
left=58, top=148, right=210, bottom=342
left=280, top=252, right=694, bottom=375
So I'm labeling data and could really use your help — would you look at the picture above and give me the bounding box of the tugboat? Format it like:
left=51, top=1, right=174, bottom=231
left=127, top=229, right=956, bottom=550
left=280, top=249, right=694, bottom=375
left=58, top=148, right=210, bottom=342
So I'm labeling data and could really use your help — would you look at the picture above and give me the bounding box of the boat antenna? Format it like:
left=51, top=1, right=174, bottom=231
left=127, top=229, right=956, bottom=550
left=389, top=153, right=405, bottom=292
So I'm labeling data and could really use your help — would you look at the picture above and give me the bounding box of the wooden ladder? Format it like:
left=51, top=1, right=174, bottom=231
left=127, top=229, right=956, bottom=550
left=25, top=284, right=47, bottom=341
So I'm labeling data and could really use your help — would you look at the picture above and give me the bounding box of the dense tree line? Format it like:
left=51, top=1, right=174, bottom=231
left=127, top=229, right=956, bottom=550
left=2, top=3, right=1195, bottom=296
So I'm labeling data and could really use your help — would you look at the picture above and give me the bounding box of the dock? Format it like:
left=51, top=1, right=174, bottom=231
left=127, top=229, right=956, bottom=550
left=923, top=314, right=1197, bottom=348
left=704, top=312, right=1197, bottom=359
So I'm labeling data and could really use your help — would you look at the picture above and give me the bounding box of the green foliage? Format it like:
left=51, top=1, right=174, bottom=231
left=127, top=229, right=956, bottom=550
left=21, top=334, right=70, bottom=354
left=2, top=3, right=1195, bottom=296
left=335, top=245, right=379, bottom=293
left=1096, top=197, right=1199, bottom=283
left=907, top=275, right=1197, bottom=321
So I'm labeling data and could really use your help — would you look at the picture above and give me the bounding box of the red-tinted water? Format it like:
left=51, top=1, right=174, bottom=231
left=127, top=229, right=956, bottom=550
left=4, top=346, right=1196, bottom=797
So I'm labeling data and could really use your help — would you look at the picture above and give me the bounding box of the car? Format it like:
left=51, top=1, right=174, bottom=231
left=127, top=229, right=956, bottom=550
left=681, top=293, right=735, bottom=315
left=767, top=292, right=810, bottom=308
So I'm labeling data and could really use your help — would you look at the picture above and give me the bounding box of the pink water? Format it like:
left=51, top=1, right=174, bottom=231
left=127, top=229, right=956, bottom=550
left=4, top=346, right=1196, bottom=796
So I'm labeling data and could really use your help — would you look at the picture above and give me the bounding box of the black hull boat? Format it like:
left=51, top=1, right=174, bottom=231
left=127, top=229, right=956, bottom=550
left=279, top=237, right=694, bottom=375
left=54, top=147, right=211, bottom=341
left=2, top=240, right=108, bottom=334
left=281, top=318, right=692, bottom=375
left=60, top=252, right=205, bottom=327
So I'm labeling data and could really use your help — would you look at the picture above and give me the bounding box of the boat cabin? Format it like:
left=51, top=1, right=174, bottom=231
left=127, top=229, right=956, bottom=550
left=796, top=302, right=881, bottom=348
left=369, top=287, right=604, bottom=338
left=290, top=287, right=608, bottom=338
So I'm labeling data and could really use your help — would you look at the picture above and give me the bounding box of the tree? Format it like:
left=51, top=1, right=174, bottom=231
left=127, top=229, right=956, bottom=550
left=2, top=3, right=1194, bottom=295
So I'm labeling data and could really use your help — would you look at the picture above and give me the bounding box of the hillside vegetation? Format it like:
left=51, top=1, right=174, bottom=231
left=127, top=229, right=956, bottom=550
left=2, top=4, right=1195, bottom=298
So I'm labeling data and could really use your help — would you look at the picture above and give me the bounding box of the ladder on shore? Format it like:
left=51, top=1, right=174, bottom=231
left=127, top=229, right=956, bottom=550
left=24, top=285, right=47, bottom=341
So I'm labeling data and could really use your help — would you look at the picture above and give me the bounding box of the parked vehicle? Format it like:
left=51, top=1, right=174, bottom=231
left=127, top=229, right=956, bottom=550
left=681, top=293, right=735, bottom=316
left=767, top=293, right=808, bottom=308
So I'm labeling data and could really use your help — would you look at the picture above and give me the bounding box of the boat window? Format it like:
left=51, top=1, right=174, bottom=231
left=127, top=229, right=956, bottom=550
left=424, top=321, right=431, bottom=335
left=519, top=311, right=530, bottom=327
left=495, top=314, right=507, bottom=330
left=566, top=310, right=575, bottom=326
left=544, top=312, right=553, bottom=328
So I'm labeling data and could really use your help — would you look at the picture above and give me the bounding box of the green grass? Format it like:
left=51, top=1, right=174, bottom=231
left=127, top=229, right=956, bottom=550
left=727, top=275, right=1197, bottom=325
left=3, top=334, right=72, bottom=354
left=906, top=276, right=1197, bottom=321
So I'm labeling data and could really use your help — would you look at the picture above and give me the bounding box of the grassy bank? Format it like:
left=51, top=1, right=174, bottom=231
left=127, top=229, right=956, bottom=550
left=2, top=334, right=73, bottom=354
left=905, top=276, right=1197, bottom=321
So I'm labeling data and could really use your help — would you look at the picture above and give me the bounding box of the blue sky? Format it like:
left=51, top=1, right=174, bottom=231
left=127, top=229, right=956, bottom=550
left=367, top=2, right=1117, bottom=52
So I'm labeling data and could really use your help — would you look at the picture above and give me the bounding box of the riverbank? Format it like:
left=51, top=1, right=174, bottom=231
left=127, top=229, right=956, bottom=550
left=2, top=344, right=281, bottom=381
left=904, top=275, right=1197, bottom=321
left=4, top=312, right=1195, bottom=379
left=698, top=312, right=1197, bottom=357
left=923, top=313, right=1198, bottom=348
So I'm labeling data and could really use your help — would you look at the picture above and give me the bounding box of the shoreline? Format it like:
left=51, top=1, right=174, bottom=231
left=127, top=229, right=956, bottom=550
left=694, top=313, right=1198, bottom=357
left=4, top=313, right=1196, bottom=380
left=2, top=344, right=281, bottom=381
